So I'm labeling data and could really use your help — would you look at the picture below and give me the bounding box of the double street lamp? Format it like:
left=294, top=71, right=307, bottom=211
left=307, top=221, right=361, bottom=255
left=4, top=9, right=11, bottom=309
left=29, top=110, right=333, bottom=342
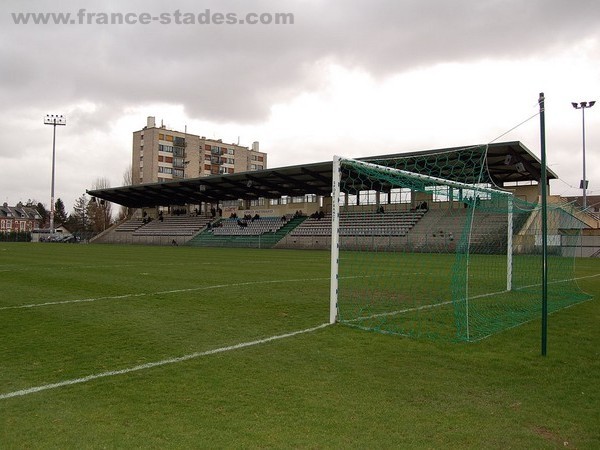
left=44, top=114, right=66, bottom=235
left=571, top=101, right=595, bottom=210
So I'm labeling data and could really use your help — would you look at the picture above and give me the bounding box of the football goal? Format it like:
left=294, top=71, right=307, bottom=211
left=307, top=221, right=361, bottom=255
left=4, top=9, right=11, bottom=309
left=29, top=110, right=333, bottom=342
left=330, top=150, right=591, bottom=341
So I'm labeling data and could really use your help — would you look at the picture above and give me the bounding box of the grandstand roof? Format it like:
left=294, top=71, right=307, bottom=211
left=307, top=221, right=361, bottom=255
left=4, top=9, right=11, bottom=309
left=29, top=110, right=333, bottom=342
left=88, top=141, right=555, bottom=208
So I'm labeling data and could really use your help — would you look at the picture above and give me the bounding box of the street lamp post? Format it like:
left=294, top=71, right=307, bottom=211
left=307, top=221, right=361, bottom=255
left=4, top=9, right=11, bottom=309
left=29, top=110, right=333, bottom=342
left=571, top=101, right=595, bottom=210
left=43, top=114, right=66, bottom=235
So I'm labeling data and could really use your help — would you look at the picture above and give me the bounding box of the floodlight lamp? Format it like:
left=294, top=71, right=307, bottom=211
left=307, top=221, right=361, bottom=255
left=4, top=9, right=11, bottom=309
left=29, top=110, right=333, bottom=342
left=44, top=114, right=66, bottom=125
left=589, top=101, right=596, bottom=107
left=580, top=102, right=588, bottom=108
left=571, top=102, right=579, bottom=109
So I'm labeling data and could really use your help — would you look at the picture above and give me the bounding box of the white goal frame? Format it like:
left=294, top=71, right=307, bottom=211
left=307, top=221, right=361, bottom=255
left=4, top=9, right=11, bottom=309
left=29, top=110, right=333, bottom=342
left=329, top=156, right=514, bottom=325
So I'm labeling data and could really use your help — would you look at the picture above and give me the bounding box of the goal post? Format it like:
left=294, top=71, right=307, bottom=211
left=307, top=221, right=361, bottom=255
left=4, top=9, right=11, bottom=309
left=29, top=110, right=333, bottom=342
left=329, top=154, right=589, bottom=341
left=330, top=155, right=341, bottom=324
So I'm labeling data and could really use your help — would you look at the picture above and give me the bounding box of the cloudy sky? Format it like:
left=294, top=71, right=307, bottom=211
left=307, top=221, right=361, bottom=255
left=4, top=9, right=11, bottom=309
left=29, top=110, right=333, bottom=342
left=1, top=0, right=598, bottom=213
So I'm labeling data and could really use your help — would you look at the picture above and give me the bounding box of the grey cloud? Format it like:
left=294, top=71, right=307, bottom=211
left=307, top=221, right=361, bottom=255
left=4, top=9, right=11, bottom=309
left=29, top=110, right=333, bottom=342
left=1, top=0, right=598, bottom=123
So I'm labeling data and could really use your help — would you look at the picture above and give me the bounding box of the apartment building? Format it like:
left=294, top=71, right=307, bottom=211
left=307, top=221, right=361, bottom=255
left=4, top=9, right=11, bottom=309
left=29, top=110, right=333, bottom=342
left=132, top=116, right=267, bottom=185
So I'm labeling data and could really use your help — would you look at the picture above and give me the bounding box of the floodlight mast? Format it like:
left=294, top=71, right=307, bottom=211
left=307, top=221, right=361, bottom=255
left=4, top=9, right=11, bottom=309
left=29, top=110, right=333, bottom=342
left=571, top=101, right=595, bottom=209
left=44, top=114, right=66, bottom=235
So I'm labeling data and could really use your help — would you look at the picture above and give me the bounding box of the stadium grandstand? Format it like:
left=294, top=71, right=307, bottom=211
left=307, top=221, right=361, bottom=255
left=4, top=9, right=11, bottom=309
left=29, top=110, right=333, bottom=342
left=87, top=141, right=599, bottom=254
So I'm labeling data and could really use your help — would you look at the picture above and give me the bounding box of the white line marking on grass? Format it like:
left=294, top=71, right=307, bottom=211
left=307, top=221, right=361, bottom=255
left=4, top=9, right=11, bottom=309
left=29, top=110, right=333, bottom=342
left=0, top=262, right=220, bottom=274
left=516, top=272, right=600, bottom=291
left=342, top=289, right=509, bottom=323
left=0, top=277, right=332, bottom=311
left=0, top=323, right=331, bottom=400
left=341, top=272, right=600, bottom=324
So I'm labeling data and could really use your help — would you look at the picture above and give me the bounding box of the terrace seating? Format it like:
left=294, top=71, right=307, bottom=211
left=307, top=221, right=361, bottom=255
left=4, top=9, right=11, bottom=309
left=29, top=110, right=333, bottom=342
left=210, top=216, right=290, bottom=236
left=409, top=208, right=510, bottom=253
left=290, top=210, right=426, bottom=237
left=132, top=216, right=211, bottom=236
left=114, top=219, right=145, bottom=232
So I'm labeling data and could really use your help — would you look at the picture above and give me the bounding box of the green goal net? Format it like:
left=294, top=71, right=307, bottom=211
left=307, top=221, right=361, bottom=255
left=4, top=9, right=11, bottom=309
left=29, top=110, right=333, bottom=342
left=330, top=149, right=591, bottom=341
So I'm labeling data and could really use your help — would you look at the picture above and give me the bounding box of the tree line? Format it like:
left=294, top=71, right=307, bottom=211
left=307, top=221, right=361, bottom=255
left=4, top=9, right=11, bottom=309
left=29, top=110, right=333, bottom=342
left=25, top=173, right=133, bottom=235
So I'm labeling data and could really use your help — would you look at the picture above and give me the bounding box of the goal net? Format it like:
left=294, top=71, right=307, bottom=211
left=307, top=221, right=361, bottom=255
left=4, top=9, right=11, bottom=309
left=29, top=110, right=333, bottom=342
left=330, top=148, right=591, bottom=341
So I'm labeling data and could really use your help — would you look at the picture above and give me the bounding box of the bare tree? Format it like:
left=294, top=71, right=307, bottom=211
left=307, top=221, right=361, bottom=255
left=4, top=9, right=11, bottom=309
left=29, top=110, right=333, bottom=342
left=117, top=164, right=133, bottom=221
left=122, top=163, right=133, bottom=186
left=89, top=177, right=113, bottom=232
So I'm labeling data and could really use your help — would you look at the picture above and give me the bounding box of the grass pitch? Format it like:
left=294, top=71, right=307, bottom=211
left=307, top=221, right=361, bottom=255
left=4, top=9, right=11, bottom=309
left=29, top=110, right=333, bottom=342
left=0, top=243, right=598, bottom=448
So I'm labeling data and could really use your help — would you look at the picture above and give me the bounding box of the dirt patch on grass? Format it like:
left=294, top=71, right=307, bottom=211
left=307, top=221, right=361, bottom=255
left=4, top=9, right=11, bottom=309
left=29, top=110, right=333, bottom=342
left=532, top=426, right=571, bottom=448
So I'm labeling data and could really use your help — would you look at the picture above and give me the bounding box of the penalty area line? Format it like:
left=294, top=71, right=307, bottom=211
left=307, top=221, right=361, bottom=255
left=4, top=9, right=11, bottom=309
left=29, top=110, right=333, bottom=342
left=0, top=276, right=332, bottom=311
left=0, top=323, right=331, bottom=401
